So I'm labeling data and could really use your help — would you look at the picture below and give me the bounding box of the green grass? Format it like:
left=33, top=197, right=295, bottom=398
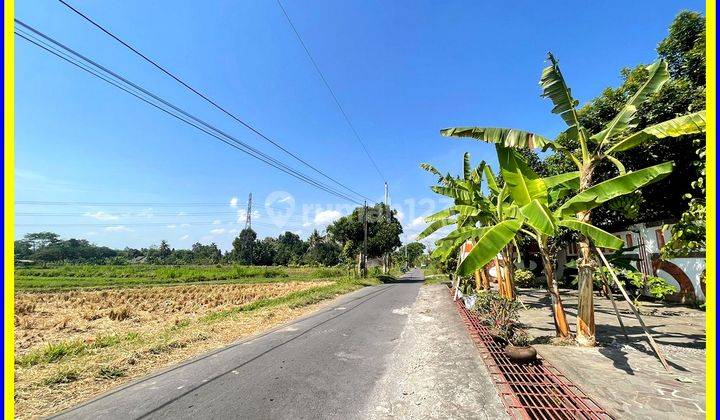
left=14, top=265, right=346, bottom=291
left=43, top=368, right=80, bottom=385
left=16, top=332, right=139, bottom=367
left=201, top=277, right=379, bottom=322
left=423, top=273, right=451, bottom=286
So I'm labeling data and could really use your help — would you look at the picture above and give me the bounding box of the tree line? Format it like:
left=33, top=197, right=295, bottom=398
left=15, top=203, right=408, bottom=267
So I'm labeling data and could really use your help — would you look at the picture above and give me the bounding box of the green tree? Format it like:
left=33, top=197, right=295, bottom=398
left=441, top=49, right=705, bottom=345
left=395, top=242, right=426, bottom=268
left=274, top=231, right=308, bottom=266
left=303, top=230, right=342, bottom=266
left=232, top=228, right=257, bottom=264
left=253, top=237, right=277, bottom=266
left=327, top=203, right=403, bottom=273
left=191, top=242, right=222, bottom=264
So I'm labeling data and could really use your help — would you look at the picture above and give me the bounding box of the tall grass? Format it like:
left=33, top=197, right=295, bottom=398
left=14, top=265, right=345, bottom=290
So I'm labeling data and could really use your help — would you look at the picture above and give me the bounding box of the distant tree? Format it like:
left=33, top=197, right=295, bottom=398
left=253, top=237, right=277, bottom=266
left=231, top=228, right=257, bottom=264
left=22, top=232, right=60, bottom=252
left=158, top=240, right=172, bottom=259
left=303, top=230, right=342, bottom=266
left=327, top=203, right=403, bottom=264
left=395, top=242, right=426, bottom=268
left=14, top=240, right=33, bottom=260
left=274, top=231, right=308, bottom=265
left=191, top=242, right=222, bottom=264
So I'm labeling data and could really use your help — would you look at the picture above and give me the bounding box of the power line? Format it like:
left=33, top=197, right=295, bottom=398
left=15, top=21, right=365, bottom=206
left=15, top=22, right=360, bottom=205
left=275, top=0, right=387, bottom=183
left=55, top=0, right=372, bottom=202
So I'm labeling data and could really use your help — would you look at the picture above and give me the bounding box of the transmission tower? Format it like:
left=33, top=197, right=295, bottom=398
left=245, top=193, right=253, bottom=230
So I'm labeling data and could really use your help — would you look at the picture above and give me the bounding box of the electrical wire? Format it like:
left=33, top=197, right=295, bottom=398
left=15, top=21, right=365, bottom=205
left=275, top=0, right=386, bottom=183
left=55, top=0, right=373, bottom=202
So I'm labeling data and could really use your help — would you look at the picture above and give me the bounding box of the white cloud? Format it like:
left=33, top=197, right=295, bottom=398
left=105, top=225, right=133, bottom=233
left=210, top=228, right=226, bottom=235
left=177, top=211, right=187, bottom=217
left=229, top=197, right=239, bottom=207
left=277, top=196, right=293, bottom=204
left=410, top=216, right=426, bottom=229
left=137, top=208, right=154, bottom=218
left=302, top=222, right=313, bottom=228
left=395, top=209, right=405, bottom=222
left=179, top=234, right=190, bottom=240
left=236, top=209, right=260, bottom=223
left=84, top=211, right=119, bottom=221
left=84, top=231, right=98, bottom=236
left=166, top=224, right=177, bottom=229
left=212, top=219, right=221, bottom=225
left=180, top=223, right=191, bottom=228
left=314, top=210, right=342, bottom=226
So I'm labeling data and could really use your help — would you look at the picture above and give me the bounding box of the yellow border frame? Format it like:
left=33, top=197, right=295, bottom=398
left=4, top=0, right=14, bottom=418
left=704, top=1, right=716, bottom=419
left=1, top=2, right=715, bottom=419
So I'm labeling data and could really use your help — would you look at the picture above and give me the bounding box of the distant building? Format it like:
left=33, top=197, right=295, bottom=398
left=562, top=221, right=705, bottom=303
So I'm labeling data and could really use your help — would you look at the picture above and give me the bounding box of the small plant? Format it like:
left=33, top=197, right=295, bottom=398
left=595, top=266, right=677, bottom=307
left=510, top=329, right=531, bottom=347
left=97, top=365, right=126, bottom=380
left=513, top=269, right=535, bottom=288
left=472, top=291, right=521, bottom=340
left=43, top=368, right=80, bottom=385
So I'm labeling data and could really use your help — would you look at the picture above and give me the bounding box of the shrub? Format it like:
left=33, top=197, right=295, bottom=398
left=43, top=368, right=80, bottom=385
left=472, top=291, right=521, bottom=340
left=514, top=269, right=536, bottom=288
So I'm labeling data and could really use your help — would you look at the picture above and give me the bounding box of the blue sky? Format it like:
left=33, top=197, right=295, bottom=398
left=14, top=0, right=705, bottom=250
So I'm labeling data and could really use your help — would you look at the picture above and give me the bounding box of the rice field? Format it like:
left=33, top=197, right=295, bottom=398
left=15, top=264, right=346, bottom=290
left=13, top=264, right=374, bottom=418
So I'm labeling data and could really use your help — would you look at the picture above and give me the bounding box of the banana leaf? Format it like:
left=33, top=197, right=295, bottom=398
left=607, top=111, right=706, bottom=153
left=540, top=53, right=580, bottom=127
left=592, top=60, right=669, bottom=146
left=440, top=126, right=552, bottom=149
left=556, top=161, right=673, bottom=216
left=558, top=219, right=624, bottom=250
left=520, top=199, right=557, bottom=236
left=457, top=219, right=523, bottom=276
left=497, top=146, right=548, bottom=206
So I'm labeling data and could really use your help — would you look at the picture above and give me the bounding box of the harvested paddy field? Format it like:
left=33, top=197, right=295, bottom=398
left=13, top=264, right=377, bottom=418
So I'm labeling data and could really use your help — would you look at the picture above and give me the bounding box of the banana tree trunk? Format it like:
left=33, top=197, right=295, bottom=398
left=473, top=270, right=483, bottom=292
left=480, top=267, right=491, bottom=290
left=539, top=241, right=571, bottom=338
left=576, top=165, right=597, bottom=346
left=493, top=257, right=506, bottom=297
left=501, top=248, right=516, bottom=300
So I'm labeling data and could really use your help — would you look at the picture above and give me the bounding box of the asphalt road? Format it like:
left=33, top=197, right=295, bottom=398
left=55, top=269, right=424, bottom=419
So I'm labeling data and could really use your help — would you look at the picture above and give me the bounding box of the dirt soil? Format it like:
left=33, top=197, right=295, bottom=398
left=14, top=281, right=333, bottom=418
left=363, top=284, right=507, bottom=419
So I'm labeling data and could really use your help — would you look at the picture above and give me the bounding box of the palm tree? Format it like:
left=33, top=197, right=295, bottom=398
left=441, top=54, right=706, bottom=345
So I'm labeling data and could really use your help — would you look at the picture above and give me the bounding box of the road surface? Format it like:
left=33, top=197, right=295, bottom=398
left=55, top=270, right=425, bottom=419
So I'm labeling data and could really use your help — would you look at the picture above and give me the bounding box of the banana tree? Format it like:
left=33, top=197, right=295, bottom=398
left=441, top=53, right=706, bottom=346
left=418, top=153, right=500, bottom=295
left=455, top=145, right=674, bottom=338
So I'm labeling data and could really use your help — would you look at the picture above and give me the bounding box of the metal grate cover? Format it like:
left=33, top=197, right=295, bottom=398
left=452, top=290, right=614, bottom=419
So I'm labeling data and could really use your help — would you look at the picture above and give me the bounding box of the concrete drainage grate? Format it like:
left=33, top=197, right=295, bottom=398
left=452, top=290, right=614, bottom=420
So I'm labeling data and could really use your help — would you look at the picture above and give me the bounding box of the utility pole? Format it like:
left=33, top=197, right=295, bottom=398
left=362, top=201, right=368, bottom=277
left=245, top=193, right=253, bottom=230
left=383, top=182, right=389, bottom=274
left=246, top=193, right=253, bottom=265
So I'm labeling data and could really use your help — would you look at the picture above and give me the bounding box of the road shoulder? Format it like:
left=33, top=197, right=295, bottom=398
left=362, top=283, right=507, bottom=419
